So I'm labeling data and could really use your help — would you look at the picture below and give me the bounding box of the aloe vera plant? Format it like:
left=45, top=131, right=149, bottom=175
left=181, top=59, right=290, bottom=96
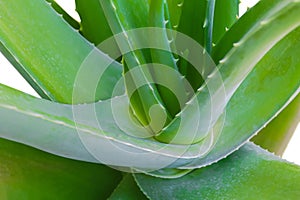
left=0, top=0, right=299, bottom=199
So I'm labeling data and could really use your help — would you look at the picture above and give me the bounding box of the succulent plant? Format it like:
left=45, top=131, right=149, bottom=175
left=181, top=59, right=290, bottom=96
left=0, top=0, right=299, bottom=199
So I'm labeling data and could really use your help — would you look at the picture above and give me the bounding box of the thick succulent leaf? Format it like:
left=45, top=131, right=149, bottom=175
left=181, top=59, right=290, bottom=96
left=47, top=0, right=80, bottom=29
left=203, top=0, right=239, bottom=53
left=99, top=0, right=169, bottom=131
left=75, top=0, right=119, bottom=55
left=0, top=0, right=299, bottom=177
left=203, top=0, right=215, bottom=54
left=176, top=0, right=206, bottom=91
left=135, top=142, right=300, bottom=200
left=0, top=0, right=122, bottom=104
left=213, top=0, right=239, bottom=45
left=156, top=0, right=300, bottom=144
left=108, top=175, right=148, bottom=200
left=184, top=25, right=300, bottom=168
left=212, top=0, right=279, bottom=63
left=252, top=94, right=300, bottom=156
left=0, top=41, right=50, bottom=100
left=1, top=0, right=299, bottom=173
left=149, top=0, right=188, bottom=117
left=0, top=84, right=215, bottom=170
left=0, top=138, right=121, bottom=199
left=177, top=0, right=206, bottom=47
left=166, top=0, right=183, bottom=30
left=1, top=20, right=299, bottom=171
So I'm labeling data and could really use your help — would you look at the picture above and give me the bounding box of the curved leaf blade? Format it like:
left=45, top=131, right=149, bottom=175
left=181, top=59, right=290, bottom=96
left=0, top=138, right=121, bottom=199
left=0, top=84, right=213, bottom=170
left=149, top=0, right=188, bottom=117
left=213, top=0, right=239, bottom=44
left=0, top=0, right=122, bottom=104
left=176, top=0, right=206, bottom=91
left=47, top=0, right=80, bottom=29
left=75, top=0, right=119, bottom=55
left=156, top=0, right=300, bottom=144
left=252, top=93, right=300, bottom=156
left=185, top=25, right=300, bottom=168
left=135, top=143, right=300, bottom=200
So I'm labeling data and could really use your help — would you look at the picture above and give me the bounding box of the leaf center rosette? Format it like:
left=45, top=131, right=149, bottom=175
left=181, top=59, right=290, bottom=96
left=72, top=28, right=226, bottom=174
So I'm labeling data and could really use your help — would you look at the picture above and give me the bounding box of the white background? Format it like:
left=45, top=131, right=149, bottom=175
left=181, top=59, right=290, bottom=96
left=0, top=0, right=299, bottom=164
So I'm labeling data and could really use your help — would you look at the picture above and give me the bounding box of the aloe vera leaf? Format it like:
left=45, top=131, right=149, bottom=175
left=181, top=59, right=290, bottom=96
left=47, top=0, right=80, bottom=29
left=213, top=0, right=239, bottom=45
left=177, top=0, right=206, bottom=47
left=0, top=41, right=50, bottom=100
left=75, top=0, right=111, bottom=44
left=0, top=138, right=122, bottom=199
left=176, top=0, right=206, bottom=91
left=149, top=0, right=188, bottom=117
left=108, top=174, right=148, bottom=200
left=205, top=0, right=239, bottom=52
left=75, top=0, right=120, bottom=56
left=0, top=21, right=299, bottom=172
left=0, top=83, right=215, bottom=170
left=1, top=20, right=299, bottom=172
left=203, top=0, right=216, bottom=54
left=252, top=94, right=300, bottom=156
left=184, top=25, right=300, bottom=168
left=0, top=0, right=122, bottom=104
left=212, top=0, right=278, bottom=63
left=1, top=1, right=299, bottom=171
left=135, top=142, right=300, bottom=200
left=100, top=0, right=170, bottom=132
left=166, top=0, right=183, bottom=30
left=155, top=0, right=300, bottom=144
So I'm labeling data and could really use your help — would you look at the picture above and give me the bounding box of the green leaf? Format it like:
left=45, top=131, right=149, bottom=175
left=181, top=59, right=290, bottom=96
left=75, top=0, right=119, bottom=55
left=47, top=0, right=80, bottom=29
left=0, top=0, right=122, bottom=104
left=203, top=0, right=216, bottom=54
left=0, top=84, right=212, bottom=170
left=0, top=41, right=50, bottom=100
left=166, top=0, right=183, bottom=30
left=149, top=0, right=188, bottom=117
left=155, top=0, right=300, bottom=145
left=204, top=0, right=239, bottom=53
left=212, top=0, right=277, bottom=63
left=184, top=25, right=300, bottom=168
left=99, top=0, right=170, bottom=132
left=135, top=142, right=300, bottom=200
left=0, top=1, right=299, bottom=173
left=0, top=0, right=299, bottom=176
left=252, top=93, right=300, bottom=156
left=213, top=0, right=239, bottom=45
left=108, top=174, right=148, bottom=200
left=0, top=138, right=121, bottom=199
left=176, top=0, right=206, bottom=91
left=177, top=0, right=206, bottom=47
